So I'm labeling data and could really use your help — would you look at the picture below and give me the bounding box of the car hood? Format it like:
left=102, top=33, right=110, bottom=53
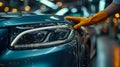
left=0, top=15, right=66, bottom=28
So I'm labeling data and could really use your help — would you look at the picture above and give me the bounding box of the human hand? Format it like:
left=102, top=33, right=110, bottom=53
left=65, top=10, right=108, bottom=29
left=65, top=16, right=90, bottom=29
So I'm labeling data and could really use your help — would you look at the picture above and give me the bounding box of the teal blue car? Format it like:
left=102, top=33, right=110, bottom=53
left=0, top=15, right=90, bottom=67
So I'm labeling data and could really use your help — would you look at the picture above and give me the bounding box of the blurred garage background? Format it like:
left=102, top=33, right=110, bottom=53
left=0, top=0, right=120, bottom=67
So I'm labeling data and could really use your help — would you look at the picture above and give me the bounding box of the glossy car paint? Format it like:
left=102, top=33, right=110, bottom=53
left=0, top=15, right=85, bottom=67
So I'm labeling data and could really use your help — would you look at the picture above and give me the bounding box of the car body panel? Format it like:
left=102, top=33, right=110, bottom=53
left=0, top=15, right=85, bottom=67
left=0, top=15, right=65, bottom=28
left=0, top=43, right=78, bottom=67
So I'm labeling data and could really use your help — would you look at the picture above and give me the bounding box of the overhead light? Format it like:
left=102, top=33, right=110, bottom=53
left=0, top=2, right=3, bottom=7
left=55, top=8, right=69, bottom=15
left=25, top=5, right=31, bottom=11
left=12, top=8, right=18, bottom=12
left=71, top=8, right=78, bottom=13
left=99, top=0, right=106, bottom=11
left=56, top=2, right=62, bottom=7
left=39, top=0, right=58, bottom=9
left=115, top=13, right=119, bottom=18
left=4, top=7, right=9, bottom=12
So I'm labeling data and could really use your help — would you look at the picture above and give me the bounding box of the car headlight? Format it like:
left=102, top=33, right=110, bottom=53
left=10, top=24, right=74, bottom=49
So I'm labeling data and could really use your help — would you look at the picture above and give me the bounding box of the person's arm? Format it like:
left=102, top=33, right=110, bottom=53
left=105, top=3, right=120, bottom=16
left=65, top=1, right=120, bottom=29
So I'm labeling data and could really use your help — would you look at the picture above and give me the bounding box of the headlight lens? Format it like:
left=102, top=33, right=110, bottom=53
left=10, top=23, right=74, bottom=49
